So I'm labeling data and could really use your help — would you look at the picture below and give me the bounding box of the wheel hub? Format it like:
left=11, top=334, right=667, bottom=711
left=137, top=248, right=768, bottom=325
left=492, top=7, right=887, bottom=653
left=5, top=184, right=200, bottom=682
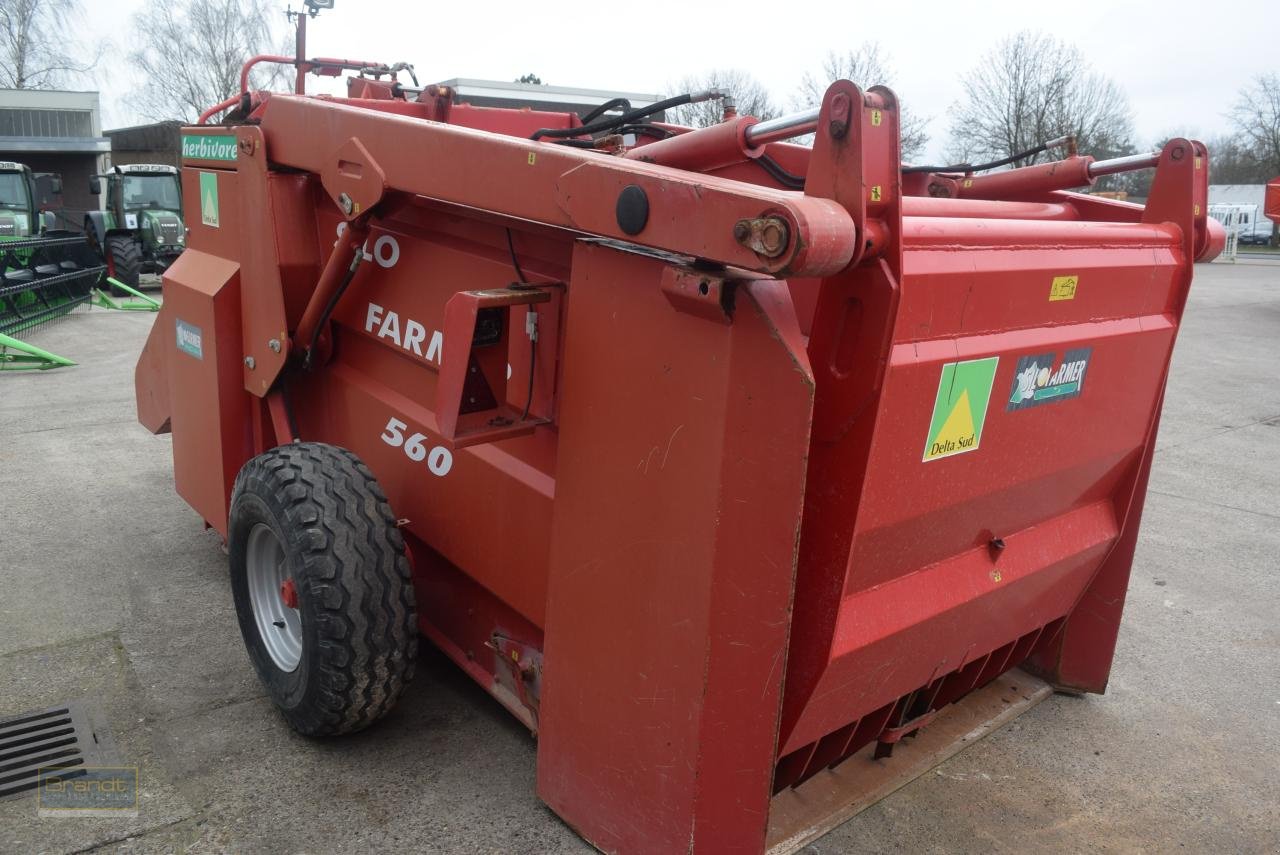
left=246, top=523, right=302, bottom=672
left=280, top=577, right=298, bottom=609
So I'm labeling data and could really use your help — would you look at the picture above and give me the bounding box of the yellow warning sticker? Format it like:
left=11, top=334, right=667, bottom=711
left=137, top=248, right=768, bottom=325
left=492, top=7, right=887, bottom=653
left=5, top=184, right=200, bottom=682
left=923, top=357, right=999, bottom=462
left=963, top=179, right=973, bottom=188
left=1049, top=275, right=1078, bottom=302
left=527, top=152, right=536, bottom=165
left=870, top=185, right=883, bottom=202
left=871, top=109, right=882, bottom=126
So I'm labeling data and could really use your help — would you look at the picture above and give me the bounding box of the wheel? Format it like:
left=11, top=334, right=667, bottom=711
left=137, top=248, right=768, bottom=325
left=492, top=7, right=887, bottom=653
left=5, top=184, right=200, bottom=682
left=105, top=235, right=141, bottom=292
left=228, top=442, right=418, bottom=736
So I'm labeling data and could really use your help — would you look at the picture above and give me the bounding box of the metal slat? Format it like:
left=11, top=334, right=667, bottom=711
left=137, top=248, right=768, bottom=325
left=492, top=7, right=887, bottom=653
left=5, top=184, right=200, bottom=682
left=0, top=730, right=77, bottom=762
left=0, top=707, right=71, bottom=729
left=0, top=708, right=72, bottom=736
left=0, top=759, right=85, bottom=799
left=0, top=747, right=84, bottom=780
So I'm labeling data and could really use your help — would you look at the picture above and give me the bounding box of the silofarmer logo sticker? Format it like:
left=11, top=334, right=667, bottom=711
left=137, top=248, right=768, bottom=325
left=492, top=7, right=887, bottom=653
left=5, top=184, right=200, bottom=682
left=175, top=319, right=203, bottom=360
left=922, top=356, right=999, bottom=462
left=1007, top=347, right=1092, bottom=411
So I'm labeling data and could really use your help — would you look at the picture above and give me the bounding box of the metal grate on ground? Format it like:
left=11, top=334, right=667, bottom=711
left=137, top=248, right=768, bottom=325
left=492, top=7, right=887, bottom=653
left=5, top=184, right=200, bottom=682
left=0, top=703, right=107, bottom=802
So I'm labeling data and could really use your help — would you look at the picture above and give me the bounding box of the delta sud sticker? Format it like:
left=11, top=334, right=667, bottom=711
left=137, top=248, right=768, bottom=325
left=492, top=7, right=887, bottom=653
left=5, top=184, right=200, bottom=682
left=1007, top=347, right=1092, bottom=411
left=922, top=356, right=999, bottom=462
left=199, top=172, right=219, bottom=228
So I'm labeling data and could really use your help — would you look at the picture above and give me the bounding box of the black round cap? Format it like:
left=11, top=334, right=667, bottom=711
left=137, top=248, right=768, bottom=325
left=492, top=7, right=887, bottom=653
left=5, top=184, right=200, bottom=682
left=616, top=185, right=649, bottom=235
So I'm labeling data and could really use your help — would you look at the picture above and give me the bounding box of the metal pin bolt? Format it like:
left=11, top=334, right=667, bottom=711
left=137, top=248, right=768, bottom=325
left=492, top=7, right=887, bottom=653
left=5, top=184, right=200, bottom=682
left=759, top=219, right=788, bottom=256
left=268, top=339, right=281, bottom=353
left=338, top=193, right=354, bottom=215
left=734, top=216, right=790, bottom=258
left=244, top=356, right=256, bottom=369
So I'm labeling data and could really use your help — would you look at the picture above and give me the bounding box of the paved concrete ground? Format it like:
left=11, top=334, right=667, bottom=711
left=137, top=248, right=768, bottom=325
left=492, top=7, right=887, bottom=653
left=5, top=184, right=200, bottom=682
left=2, top=262, right=1277, bottom=854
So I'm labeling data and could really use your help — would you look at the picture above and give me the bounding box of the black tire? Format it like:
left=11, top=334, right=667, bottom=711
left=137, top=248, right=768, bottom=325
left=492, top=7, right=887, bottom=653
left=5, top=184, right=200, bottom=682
left=228, top=442, right=418, bottom=736
left=105, top=235, right=141, bottom=291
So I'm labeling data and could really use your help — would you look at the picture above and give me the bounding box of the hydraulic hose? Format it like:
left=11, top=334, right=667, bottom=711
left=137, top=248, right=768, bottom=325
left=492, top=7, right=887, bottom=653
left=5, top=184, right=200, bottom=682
left=580, top=98, right=632, bottom=125
left=530, top=90, right=723, bottom=141
left=903, top=136, right=1074, bottom=175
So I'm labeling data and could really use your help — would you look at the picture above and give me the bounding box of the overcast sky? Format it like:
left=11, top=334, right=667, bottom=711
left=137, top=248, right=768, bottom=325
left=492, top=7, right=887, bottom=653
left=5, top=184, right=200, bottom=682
left=81, top=0, right=1271, bottom=161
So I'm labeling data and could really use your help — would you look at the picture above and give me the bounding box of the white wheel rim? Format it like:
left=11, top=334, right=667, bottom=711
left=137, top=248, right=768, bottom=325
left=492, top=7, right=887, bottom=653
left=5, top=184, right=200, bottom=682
left=246, top=522, right=302, bottom=672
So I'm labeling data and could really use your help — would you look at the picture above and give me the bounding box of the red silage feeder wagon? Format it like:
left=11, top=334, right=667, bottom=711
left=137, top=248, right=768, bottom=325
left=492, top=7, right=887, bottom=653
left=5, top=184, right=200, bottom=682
left=136, top=64, right=1222, bottom=853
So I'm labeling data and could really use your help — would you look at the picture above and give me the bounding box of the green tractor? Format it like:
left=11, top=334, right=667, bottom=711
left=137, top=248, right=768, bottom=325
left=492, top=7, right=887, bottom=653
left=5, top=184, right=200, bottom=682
left=86, top=163, right=186, bottom=288
left=0, top=160, right=57, bottom=237
left=0, top=160, right=105, bottom=370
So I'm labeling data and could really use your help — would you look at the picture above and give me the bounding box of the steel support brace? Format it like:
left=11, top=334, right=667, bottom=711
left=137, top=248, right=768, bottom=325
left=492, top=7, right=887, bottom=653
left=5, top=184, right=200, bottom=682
left=0, top=331, right=75, bottom=371
left=92, top=278, right=162, bottom=312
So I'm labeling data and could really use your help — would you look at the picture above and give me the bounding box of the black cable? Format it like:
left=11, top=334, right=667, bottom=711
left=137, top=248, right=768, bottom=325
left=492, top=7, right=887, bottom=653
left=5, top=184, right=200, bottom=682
left=614, top=123, right=676, bottom=140
left=520, top=334, right=536, bottom=422
left=551, top=125, right=673, bottom=149
left=902, top=141, right=1059, bottom=175
left=530, top=91, right=703, bottom=141
left=580, top=97, right=631, bottom=125
left=505, top=227, right=537, bottom=422
left=505, top=228, right=527, bottom=283
left=280, top=376, right=301, bottom=442
left=755, top=153, right=806, bottom=190
left=304, top=250, right=363, bottom=370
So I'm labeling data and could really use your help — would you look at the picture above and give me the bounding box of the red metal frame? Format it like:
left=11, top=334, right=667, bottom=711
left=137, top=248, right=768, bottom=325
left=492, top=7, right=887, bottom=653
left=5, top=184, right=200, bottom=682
left=136, top=70, right=1219, bottom=853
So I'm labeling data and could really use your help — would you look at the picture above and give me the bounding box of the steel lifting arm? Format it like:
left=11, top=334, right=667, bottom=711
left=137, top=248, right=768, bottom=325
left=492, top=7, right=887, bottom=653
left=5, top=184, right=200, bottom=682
left=256, top=95, right=858, bottom=278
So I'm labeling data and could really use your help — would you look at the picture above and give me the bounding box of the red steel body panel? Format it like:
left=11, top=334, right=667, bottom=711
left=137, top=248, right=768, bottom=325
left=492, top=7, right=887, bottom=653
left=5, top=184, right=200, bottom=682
left=539, top=245, right=813, bottom=851
left=137, top=77, right=1216, bottom=853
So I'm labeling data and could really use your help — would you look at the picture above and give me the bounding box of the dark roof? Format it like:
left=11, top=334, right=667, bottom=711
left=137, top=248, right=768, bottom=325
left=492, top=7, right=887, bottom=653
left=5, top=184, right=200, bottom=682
left=104, top=121, right=183, bottom=152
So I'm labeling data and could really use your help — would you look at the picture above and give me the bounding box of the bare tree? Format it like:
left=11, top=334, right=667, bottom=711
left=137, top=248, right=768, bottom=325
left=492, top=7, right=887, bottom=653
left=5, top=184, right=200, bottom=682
left=666, top=69, right=779, bottom=129
left=794, top=44, right=929, bottom=160
left=1230, top=73, right=1280, bottom=179
left=1188, top=133, right=1275, bottom=185
left=129, top=0, right=286, bottom=122
left=945, top=32, right=1134, bottom=169
left=0, top=0, right=97, bottom=89
left=1109, top=131, right=1276, bottom=200
left=1230, top=75, right=1280, bottom=244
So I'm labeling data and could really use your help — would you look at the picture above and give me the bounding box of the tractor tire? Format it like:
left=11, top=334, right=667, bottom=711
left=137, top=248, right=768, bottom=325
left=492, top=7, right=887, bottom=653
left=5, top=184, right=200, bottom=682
left=228, top=442, right=418, bottom=737
left=105, top=235, right=141, bottom=292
